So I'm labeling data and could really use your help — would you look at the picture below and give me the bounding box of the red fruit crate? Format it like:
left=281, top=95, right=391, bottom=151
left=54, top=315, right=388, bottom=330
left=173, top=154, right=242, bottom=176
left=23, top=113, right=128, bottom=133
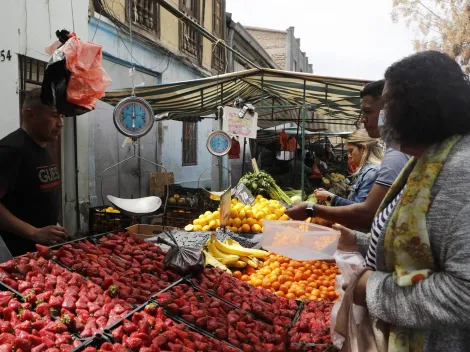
left=288, top=300, right=334, bottom=351
left=153, top=280, right=289, bottom=351
left=192, top=267, right=300, bottom=326
left=104, top=300, right=240, bottom=352
left=70, top=333, right=113, bottom=352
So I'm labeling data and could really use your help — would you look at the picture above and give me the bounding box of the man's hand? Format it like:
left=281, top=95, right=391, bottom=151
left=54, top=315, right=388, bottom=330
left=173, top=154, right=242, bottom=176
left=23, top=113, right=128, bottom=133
left=314, top=188, right=334, bottom=202
left=285, top=202, right=308, bottom=221
left=332, top=224, right=357, bottom=252
left=31, top=226, right=68, bottom=245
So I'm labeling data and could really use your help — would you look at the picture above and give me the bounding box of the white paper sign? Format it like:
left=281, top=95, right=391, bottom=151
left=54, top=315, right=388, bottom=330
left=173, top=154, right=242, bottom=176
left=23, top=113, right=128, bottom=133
left=223, top=106, right=258, bottom=139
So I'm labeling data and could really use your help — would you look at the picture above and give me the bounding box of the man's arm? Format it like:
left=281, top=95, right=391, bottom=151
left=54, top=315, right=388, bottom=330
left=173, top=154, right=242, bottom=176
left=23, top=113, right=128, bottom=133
left=286, top=183, right=390, bottom=229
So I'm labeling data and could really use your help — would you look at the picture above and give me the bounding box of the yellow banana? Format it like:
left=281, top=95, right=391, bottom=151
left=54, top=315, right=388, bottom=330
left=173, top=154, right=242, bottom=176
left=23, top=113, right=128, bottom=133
left=203, top=250, right=232, bottom=274
left=239, top=256, right=258, bottom=268
left=230, top=261, right=247, bottom=268
left=207, top=237, right=240, bottom=265
left=212, top=234, right=269, bottom=258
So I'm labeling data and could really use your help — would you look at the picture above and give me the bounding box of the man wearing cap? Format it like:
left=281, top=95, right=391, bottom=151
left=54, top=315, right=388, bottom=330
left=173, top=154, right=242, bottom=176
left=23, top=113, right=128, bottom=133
left=286, top=80, right=410, bottom=230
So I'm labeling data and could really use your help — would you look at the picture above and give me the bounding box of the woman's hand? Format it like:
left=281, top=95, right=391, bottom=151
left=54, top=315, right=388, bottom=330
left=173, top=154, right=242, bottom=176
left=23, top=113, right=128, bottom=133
left=353, top=270, right=372, bottom=306
left=332, top=224, right=358, bottom=252
left=314, top=189, right=334, bottom=202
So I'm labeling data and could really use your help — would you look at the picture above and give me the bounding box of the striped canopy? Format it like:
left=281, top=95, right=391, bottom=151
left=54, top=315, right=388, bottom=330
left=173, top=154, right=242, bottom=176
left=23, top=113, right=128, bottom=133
left=102, top=68, right=370, bottom=133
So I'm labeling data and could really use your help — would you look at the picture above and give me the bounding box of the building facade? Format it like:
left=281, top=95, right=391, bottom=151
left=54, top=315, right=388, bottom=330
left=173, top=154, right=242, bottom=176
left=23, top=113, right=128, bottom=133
left=89, top=0, right=228, bottom=211
left=246, top=26, right=313, bottom=73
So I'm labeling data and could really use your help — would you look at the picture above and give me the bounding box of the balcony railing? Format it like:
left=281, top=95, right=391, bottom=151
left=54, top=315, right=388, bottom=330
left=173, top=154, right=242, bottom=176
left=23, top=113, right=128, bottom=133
left=129, top=0, right=159, bottom=34
left=180, top=20, right=201, bottom=59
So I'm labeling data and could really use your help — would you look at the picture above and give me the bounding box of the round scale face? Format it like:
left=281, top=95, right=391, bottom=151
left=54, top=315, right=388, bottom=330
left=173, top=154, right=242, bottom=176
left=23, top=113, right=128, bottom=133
left=113, top=97, right=154, bottom=138
left=207, top=131, right=232, bottom=156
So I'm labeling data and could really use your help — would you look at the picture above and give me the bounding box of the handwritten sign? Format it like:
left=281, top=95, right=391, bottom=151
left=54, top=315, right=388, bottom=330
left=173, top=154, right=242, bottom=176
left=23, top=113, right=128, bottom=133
left=219, top=188, right=232, bottom=229
left=231, top=183, right=255, bottom=206
left=223, top=106, right=258, bottom=139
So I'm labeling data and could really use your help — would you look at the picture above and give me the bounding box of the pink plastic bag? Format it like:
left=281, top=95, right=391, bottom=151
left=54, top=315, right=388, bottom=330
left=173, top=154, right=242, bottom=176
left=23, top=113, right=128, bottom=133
left=59, top=35, right=112, bottom=110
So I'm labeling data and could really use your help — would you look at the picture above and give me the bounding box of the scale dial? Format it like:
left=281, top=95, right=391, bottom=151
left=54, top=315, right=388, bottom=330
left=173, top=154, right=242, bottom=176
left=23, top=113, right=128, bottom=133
left=207, top=131, right=232, bottom=156
left=113, top=97, right=155, bottom=138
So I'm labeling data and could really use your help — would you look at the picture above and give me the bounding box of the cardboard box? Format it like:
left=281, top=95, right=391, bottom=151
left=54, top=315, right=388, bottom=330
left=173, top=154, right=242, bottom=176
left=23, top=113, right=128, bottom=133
left=126, top=224, right=176, bottom=239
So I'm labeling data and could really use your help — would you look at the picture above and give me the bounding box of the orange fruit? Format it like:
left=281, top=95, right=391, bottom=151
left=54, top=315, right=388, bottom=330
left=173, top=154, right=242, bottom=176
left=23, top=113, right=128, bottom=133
left=241, top=275, right=250, bottom=281
left=241, top=224, right=251, bottom=233
left=272, top=282, right=281, bottom=291
left=276, top=291, right=285, bottom=297
left=285, top=293, right=296, bottom=300
left=233, top=271, right=242, bottom=279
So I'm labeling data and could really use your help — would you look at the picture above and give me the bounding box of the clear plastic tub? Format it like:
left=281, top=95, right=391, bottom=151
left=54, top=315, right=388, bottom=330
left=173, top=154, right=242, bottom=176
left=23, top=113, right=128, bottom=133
left=262, top=220, right=340, bottom=260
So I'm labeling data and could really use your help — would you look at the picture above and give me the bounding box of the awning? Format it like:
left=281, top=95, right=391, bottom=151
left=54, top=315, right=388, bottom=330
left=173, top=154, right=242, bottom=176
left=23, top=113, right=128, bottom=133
left=102, top=68, right=370, bottom=133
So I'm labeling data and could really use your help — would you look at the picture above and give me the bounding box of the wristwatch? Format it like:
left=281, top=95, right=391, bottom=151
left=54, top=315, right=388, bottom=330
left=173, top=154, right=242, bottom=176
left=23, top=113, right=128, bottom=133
left=306, top=203, right=315, bottom=218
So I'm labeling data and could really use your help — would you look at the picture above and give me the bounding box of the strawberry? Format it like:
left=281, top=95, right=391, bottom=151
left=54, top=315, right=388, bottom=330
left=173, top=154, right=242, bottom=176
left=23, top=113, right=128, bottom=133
left=31, top=344, right=46, bottom=352
left=112, top=326, right=124, bottom=340
left=3, top=279, right=18, bottom=290
left=0, top=334, right=14, bottom=346
left=35, top=245, right=52, bottom=259
left=31, top=321, right=47, bottom=331
left=25, top=335, right=42, bottom=347
left=122, top=320, right=137, bottom=334
left=14, top=338, right=31, bottom=352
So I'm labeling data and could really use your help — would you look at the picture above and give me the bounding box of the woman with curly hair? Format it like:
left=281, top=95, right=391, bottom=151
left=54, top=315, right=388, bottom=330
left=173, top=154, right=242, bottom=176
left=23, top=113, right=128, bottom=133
left=314, top=129, right=384, bottom=206
left=335, top=51, right=470, bottom=351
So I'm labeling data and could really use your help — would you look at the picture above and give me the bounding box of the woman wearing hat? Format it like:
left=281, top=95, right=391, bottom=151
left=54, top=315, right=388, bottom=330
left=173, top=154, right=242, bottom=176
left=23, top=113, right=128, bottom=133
left=315, top=129, right=384, bottom=206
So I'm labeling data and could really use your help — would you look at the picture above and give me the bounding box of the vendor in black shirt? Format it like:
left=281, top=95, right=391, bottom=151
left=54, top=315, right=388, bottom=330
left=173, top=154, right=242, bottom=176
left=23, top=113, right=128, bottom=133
left=0, top=89, right=67, bottom=256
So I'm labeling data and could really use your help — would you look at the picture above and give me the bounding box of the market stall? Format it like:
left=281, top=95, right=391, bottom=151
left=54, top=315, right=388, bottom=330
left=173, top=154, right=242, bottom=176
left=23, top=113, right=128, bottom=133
left=102, top=68, right=369, bottom=200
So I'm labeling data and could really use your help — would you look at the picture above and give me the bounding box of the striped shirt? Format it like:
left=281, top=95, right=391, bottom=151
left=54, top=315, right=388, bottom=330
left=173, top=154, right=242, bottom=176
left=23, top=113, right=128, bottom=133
left=365, top=189, right=404, bottom=269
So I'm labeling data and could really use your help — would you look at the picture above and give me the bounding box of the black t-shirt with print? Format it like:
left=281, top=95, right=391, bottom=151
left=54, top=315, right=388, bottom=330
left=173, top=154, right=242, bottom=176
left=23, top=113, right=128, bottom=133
left=0, top=129, right=60, bottom=256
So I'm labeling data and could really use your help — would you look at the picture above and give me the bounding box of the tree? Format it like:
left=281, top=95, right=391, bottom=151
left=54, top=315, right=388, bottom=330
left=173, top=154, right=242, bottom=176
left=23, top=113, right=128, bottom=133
left=392, top=0, right=470, bottom=72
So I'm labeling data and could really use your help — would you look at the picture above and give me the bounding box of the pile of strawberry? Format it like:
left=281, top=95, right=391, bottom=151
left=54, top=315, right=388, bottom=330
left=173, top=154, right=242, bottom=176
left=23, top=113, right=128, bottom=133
left=288, top=300, right=333, bottom=351
left=194, top=268, right=298, bottom=325
left=98, top=303, right=239, bottom=352
left=53, top=236, right=180, bottom=304
left=0, top=255, right=133, bottom=338
left=96, top=234, right=167, bottom=270
left=155, top=283, right=288, bottom=352
left=0, top=290, right=83, bottom=352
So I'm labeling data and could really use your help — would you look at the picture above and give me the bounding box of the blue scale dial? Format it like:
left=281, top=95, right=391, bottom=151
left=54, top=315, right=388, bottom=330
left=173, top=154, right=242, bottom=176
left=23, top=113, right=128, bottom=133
left=207, top=131, right=231, bottom=156
left=113, top=97, right=155, bottom=138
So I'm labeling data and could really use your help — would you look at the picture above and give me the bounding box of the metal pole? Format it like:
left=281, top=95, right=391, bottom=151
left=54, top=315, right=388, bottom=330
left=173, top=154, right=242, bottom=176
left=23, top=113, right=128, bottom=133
left=241, top=138, right=246, bottom=175
left=301, top=106, right=306, bottom=201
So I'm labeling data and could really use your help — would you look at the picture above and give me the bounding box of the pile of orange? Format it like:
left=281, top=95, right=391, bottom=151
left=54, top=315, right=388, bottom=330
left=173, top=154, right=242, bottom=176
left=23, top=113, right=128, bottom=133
left=233, top=253, right=340, bottom=302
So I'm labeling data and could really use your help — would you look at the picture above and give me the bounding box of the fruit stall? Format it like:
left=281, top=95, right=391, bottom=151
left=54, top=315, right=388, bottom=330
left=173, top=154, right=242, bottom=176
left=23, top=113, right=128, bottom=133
left=0, top=224, right=338, bottom=352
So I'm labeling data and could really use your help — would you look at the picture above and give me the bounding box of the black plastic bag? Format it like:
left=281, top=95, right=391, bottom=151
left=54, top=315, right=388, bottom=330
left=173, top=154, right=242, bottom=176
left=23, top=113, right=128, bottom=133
left=158, top=231, right=205, bottom=276
left=41, top=29, right=90, bottom=117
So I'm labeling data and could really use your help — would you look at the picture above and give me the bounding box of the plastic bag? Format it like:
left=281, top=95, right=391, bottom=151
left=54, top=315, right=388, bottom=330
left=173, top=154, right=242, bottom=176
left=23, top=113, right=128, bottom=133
left=61, top=34, right=112, bottom=109
left=330, top=250, right=367, bottom=350
left=159, top=231, right=205, bottom=276
left=41, top=30, right=111, bottom=116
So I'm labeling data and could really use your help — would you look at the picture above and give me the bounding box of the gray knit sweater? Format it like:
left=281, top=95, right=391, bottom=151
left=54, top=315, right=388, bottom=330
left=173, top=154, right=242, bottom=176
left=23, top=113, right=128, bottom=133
left=355, top=135, right=470, bottom=352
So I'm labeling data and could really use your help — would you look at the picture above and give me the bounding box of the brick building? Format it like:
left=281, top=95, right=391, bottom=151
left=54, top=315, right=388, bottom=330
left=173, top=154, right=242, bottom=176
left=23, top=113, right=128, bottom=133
left=246, top=26, right=313, bottom=73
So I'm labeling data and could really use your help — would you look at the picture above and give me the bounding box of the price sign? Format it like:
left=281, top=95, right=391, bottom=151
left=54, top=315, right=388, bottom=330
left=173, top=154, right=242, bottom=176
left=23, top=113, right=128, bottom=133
left=231, top=182, right=255, bottom=206
left=219, top=188, right=232, bottom=229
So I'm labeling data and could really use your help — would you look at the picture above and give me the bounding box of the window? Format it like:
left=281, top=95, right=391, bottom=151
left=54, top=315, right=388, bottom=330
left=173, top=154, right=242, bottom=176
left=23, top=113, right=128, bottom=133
left=179, top=0, right=201, bottom=60
left=211, top=0, right=226, bottom=72
left=182, top=122, right=198, bottom=165
left=18, top=55, right=47, bottom=123
left=213, top=0, right=223, bottom=36
left=125, top=0, right=160, bottom=36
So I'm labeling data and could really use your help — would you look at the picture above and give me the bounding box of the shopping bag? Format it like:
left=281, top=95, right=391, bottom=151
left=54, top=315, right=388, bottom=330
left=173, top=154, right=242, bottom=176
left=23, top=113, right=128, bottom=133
left=334, top=266, right=389, bottom=352
left=330, top=250, right=367, bottom=349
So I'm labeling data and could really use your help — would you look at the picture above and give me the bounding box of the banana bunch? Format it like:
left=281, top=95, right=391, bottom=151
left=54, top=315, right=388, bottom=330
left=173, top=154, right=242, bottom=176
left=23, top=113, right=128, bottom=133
left=204, top=234, right=268, bottom=273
